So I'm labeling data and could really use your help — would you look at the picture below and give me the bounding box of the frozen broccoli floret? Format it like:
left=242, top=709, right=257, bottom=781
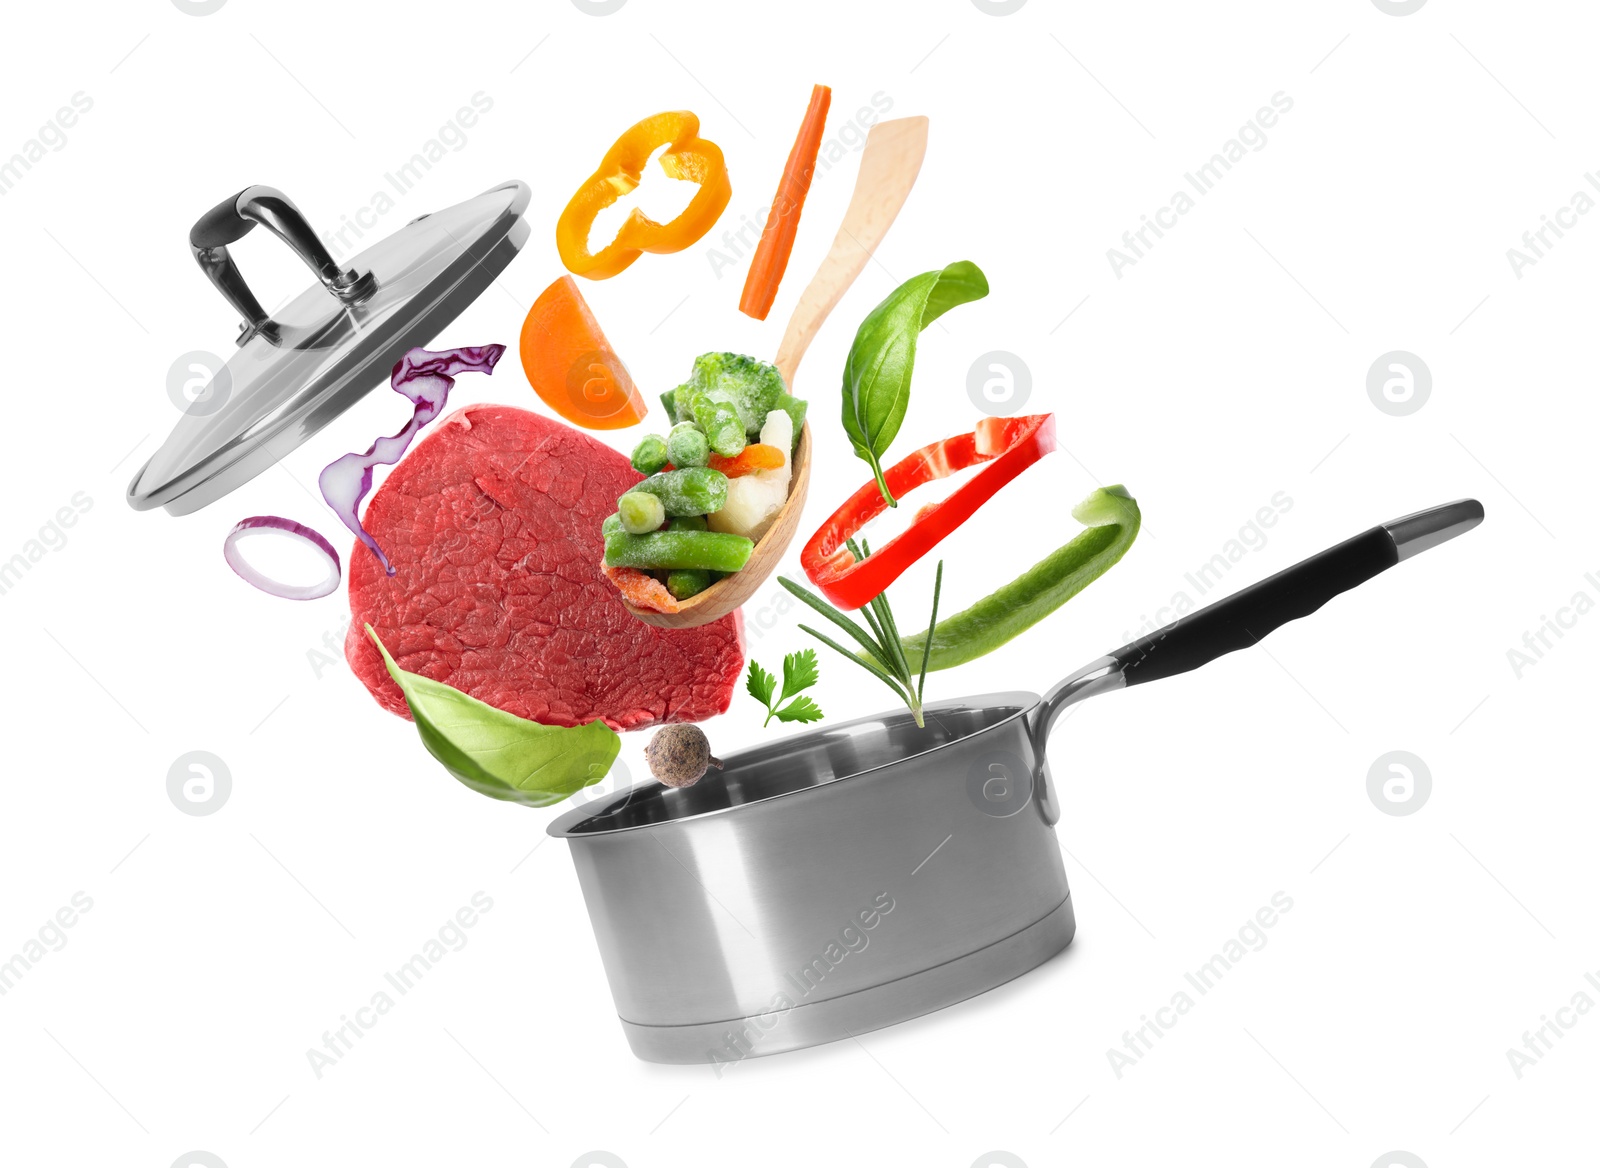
left=688, top=352, right=787, bottom=438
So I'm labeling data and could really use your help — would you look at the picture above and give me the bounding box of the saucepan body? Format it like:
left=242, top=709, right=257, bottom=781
left=546, top=692, right=1073, bottom=1064
left=547, top=499, right=1486, bottom=1063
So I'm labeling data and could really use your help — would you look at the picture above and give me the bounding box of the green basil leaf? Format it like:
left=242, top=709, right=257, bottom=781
left=366, top=626, right=619, bottom=807
left=841, top=261, right=988, bottom=505
left=918, top=261, right=991, bottom=329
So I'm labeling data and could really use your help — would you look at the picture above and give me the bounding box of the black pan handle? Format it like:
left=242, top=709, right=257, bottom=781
left=1027, top=498, right=1483, bottom=828
left=1111, top=499, right=1484, bottom=685
left=189, top=185, right=374, bottom=345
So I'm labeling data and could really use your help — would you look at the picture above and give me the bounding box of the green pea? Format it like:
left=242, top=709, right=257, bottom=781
left=618, top=491, right=666, bottom=534
left=667, top=422, right=710, bottom=468
left=630, top=434, right=669, bottom=476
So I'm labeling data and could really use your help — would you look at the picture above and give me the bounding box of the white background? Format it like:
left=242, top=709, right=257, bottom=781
left=1, top=1, right=1595, bottom=1166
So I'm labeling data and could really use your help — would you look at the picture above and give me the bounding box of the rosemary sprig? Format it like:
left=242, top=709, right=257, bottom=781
left=795, top=623, right=911, bottom=706
left=779, top=574, right=901, bottom=675
left=918, top=560, right=942, bottom=705
left=777, top=557, right=944, bottom=729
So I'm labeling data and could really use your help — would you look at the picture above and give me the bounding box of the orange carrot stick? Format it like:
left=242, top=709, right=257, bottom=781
left=739, top=84, right=832, bottom=321
left=708, top=443, right=786, bottom=477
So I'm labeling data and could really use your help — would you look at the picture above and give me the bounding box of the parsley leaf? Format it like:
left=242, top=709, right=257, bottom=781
left=746, top=660, right=776, bottom=710
left=779, top=648, right=820, bottom=703
left=775, top=694, right=823, bottom=724
left=748, top=651, right=823, bottom=727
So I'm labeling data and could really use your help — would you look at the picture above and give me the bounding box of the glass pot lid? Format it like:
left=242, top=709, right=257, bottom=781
left=128, top=179, right=531, bottom=516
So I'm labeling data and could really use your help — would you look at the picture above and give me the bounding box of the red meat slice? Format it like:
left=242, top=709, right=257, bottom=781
left=345, top=404, right=744, bottom=731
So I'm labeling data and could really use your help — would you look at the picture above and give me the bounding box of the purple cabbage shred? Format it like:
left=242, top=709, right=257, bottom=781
left=318, top=344, right=505, bottom=576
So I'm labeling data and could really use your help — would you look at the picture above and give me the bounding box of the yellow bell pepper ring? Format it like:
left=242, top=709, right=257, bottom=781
left=556, top=110, right=733, bottom=280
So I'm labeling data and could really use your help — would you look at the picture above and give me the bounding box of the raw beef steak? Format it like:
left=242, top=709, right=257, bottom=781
left=346, top=404, right=744, bottom=730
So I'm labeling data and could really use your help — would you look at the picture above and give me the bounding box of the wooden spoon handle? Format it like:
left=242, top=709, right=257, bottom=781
left=773, top=116, right=929, bottom=386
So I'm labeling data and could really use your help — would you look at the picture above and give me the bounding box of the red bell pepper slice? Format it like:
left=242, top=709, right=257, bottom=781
left=801, top=413, right=1056, bottom=609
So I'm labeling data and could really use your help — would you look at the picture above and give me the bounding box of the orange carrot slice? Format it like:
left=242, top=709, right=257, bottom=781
left=739, top=84, right=831, bottom=320
left=708, top=443, right=786, bottom=477
left=520, top=275, right=648, bottom=429
left=602, top=564, right=680, bottom=613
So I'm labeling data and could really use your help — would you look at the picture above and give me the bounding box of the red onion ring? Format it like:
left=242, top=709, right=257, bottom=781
left=224, top=516, right=342, bottom=601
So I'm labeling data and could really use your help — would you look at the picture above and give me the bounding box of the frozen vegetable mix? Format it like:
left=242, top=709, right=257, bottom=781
left=603, top=352, right=804, bottom=613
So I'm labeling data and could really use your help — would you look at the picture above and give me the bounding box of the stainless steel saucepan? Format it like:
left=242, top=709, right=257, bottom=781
left=548, top=499, right=1483, bottom=1064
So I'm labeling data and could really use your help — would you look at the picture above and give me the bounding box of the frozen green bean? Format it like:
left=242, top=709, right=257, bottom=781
left=626, top=467, right=729, bottom=516
left=666, top=568, right=712, bottom=599
left=603, top=529, right=754, bottom=573
left=680, top=388, right=746, bottom=457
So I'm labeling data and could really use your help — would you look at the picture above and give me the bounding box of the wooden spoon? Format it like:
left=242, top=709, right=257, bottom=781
left=623, top=116, right=930, bottom=629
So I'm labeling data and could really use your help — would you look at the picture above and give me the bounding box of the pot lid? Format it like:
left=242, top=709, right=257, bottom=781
left=128, top=179, right=531, bottom=516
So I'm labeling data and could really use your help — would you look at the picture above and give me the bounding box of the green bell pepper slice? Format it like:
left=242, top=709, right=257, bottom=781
left=899, top=485, right=1140, bottom=671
